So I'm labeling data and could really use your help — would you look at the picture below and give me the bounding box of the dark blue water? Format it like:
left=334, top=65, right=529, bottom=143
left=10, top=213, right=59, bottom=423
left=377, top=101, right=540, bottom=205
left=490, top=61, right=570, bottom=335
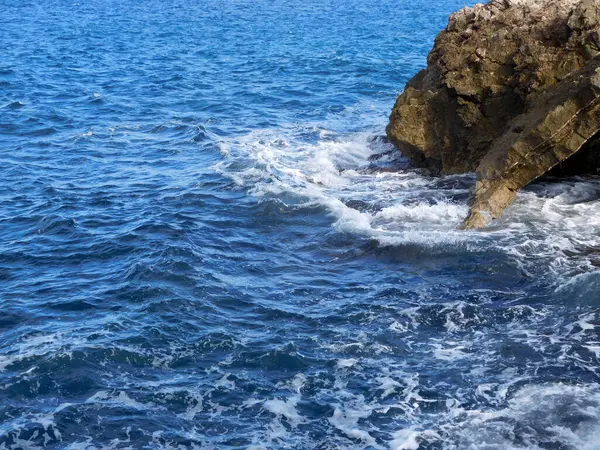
left=2, top=1, right=600, bottom=448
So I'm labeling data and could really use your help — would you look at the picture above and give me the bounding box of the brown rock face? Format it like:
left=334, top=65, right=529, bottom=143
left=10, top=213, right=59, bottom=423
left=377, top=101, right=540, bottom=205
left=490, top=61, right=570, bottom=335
left=386, top=0, right=600, bottom=227
left=462, top=55, right=600, bottom=228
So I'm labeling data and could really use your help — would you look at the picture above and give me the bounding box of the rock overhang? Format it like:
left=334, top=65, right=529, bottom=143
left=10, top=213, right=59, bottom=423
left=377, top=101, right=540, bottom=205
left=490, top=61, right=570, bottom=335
left=386, top=0, right=600, bottom=228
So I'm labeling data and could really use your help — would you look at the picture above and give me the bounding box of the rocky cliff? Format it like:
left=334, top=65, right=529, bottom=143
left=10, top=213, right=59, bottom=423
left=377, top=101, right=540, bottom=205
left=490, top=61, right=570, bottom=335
left=386, top=0, right=600, bottom=228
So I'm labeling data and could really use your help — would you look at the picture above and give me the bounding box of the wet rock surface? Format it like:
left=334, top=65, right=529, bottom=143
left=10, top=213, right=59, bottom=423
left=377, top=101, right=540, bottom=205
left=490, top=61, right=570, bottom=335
left=463, top=55, right=600, bottom=228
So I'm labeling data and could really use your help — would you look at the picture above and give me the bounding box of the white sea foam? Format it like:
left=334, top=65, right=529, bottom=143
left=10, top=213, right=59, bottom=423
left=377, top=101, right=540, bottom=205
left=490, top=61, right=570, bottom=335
left=329, top=402, right=381, bottom=448
left=337, top=358, right=359, bottom=369
left=0, top=331, right=82, bottom=372
left=215, top=125, right=474, bottom=250
left=215, top=124, right=600, bottom=285
left=263, top=396, right=304, bottom=427
left=430, top=342, right=468, bottom=361
left=390, top=429, right=440, bottom=450
left=421, top=382, right=600, bottom=450
left=85, top=390, right=148, bottom=410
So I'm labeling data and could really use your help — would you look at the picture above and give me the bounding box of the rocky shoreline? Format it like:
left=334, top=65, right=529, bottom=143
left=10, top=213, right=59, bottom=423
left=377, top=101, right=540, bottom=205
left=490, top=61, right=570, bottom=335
left=386, top=0, right=600, bottom=228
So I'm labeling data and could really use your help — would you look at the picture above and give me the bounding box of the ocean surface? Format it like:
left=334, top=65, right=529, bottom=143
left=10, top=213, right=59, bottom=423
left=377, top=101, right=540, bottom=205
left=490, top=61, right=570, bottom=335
left=1, top=0, right=600, bottom=448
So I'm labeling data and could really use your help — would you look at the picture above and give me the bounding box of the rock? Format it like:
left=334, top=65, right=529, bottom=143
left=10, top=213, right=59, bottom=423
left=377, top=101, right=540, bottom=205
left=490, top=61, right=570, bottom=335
left=386, top=0, right=600, bottom=228
left=462, top=55, right=600, bottom=228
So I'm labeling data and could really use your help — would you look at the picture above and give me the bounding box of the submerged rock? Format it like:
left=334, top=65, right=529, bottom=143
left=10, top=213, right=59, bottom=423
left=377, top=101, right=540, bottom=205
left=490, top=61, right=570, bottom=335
left=386, top=0, right=600, bottom=228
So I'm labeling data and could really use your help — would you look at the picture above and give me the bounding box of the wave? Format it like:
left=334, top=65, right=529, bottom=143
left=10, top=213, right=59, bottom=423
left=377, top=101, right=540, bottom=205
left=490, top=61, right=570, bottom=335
left=215, top=125, right=472, bottom=246
left=214, top=123, right=600, bottom=286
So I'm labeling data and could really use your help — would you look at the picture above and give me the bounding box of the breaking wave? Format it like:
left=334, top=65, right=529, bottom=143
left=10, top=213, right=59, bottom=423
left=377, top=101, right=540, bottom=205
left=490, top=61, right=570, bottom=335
left=216, top=123, right=600, bottom=286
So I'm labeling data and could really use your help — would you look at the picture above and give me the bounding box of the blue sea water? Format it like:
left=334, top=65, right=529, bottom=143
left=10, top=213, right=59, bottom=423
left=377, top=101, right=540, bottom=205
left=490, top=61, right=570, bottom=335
left=2, top=0, right=600, bottom=448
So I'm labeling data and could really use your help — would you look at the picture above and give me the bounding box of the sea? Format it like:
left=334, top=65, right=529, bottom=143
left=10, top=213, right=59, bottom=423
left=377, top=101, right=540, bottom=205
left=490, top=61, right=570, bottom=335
left=1, top=0, right=600, bottom=448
